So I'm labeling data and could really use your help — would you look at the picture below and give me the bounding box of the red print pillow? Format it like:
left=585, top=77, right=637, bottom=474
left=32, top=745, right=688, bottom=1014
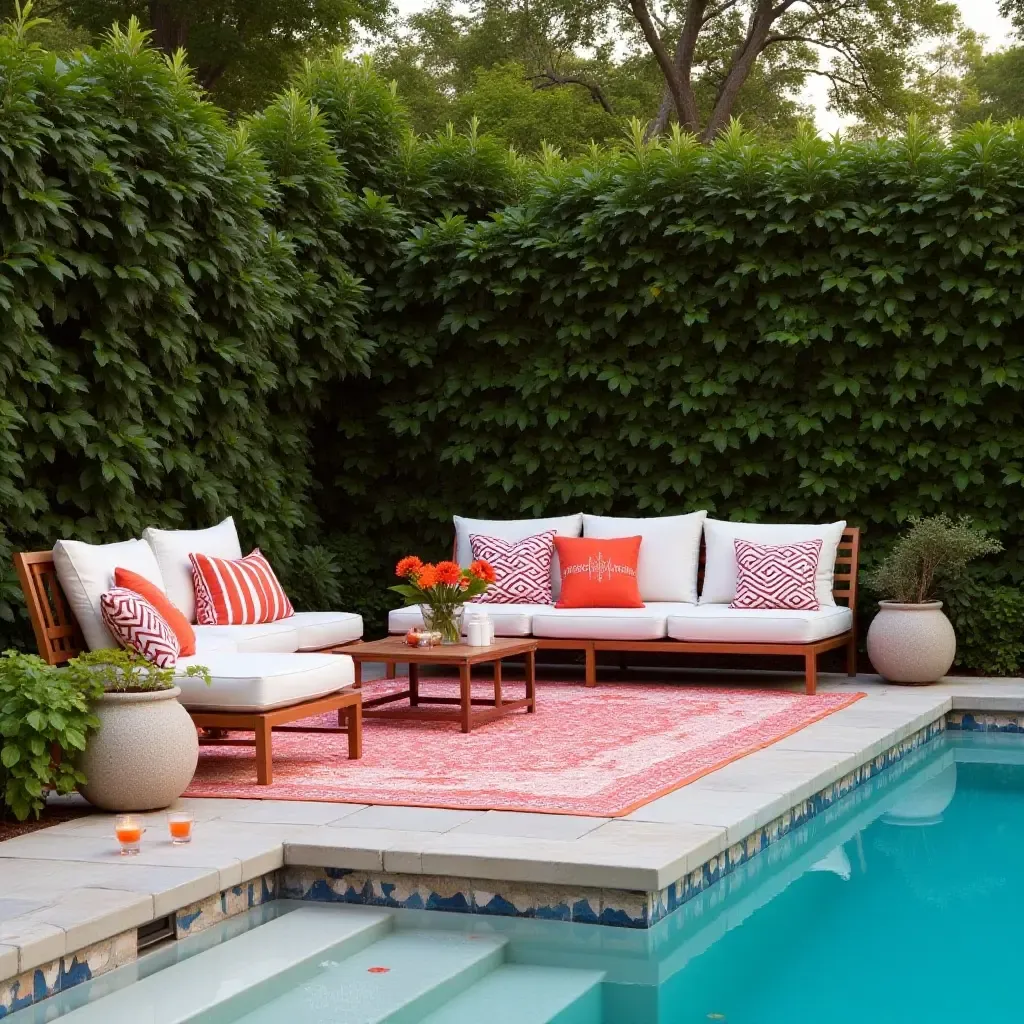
left=469, top=531, right=555, bottom=604
left=553, top=536, right=644, bottom=609
left=730, top=538, right=823, bottom=610
left=190, top=549, right=294, bottom=625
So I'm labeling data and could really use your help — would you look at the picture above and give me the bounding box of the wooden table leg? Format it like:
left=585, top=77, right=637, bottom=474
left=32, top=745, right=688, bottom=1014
left=525, top=649, right=536, bottom=713
left=342, top=660, right=363, bottom=725
left=460, top=662, right=472, bottom=733
left=347, top=701, right=362, bottom=759
left=385, top=660, right=396, bottom=679
left=409, top=662, right=419, bottom=706
left=255, top=719, right=273, bottom=785
left=493, top=659, right=502, bottom=706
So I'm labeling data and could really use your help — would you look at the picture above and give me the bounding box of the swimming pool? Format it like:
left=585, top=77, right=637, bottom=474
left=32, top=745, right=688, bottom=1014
left=10, top=731, right=1022, bottom=1023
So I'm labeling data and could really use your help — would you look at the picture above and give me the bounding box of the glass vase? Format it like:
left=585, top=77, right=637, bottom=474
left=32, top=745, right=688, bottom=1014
left=422, top=604, right=465, bottom=645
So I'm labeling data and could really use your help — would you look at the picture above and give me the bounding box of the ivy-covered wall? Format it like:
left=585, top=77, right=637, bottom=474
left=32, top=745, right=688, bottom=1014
left=2, top=23, right=1023, bottom=669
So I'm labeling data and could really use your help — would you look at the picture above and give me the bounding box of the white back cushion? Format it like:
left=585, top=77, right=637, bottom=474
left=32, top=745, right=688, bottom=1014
left=143, top=517, right=242, bottom=623
left=583, top=512, right=706, bottom=604
left=454, top=513, right=582, bottom=598
left=701, top=519, right=847, bottom=607
left=53, top=538, right=166, bottom=651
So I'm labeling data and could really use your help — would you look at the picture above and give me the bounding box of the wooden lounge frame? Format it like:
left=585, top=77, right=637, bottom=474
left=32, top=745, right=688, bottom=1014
left=13, top=550, right=363, bottom=785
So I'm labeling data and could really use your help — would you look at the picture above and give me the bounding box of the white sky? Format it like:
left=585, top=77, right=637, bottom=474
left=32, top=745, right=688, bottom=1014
left=390, top=0, right=1015, bottom=133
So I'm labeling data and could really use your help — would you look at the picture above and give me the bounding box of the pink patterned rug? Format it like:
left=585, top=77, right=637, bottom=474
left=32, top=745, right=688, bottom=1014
left=185, top=680, right=864, bottom=816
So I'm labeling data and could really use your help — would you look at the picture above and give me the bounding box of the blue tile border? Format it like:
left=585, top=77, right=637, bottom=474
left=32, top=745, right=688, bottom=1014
left=946, top=711, right=1024, bottom=733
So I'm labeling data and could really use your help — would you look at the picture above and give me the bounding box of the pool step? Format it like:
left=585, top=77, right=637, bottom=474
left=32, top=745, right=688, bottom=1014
left=229, top=928, right=508, bottom=1024
left=419, top=963, right=606, bottom=1024
left=57, top=905, right=393, bottom=1024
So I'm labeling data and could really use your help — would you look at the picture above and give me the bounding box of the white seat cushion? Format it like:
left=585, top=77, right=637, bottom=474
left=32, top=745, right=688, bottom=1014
left=454, top=513, right=582, bottom=598
left=389, top=603, right=537, bottom=637
left=583, top=512, right=706, bottom=604
left=290, top=611, right=363, bottom=650
left=666, top=604, right=853, bottom=644
left=143, top=517, right=242, bottom=623
left=193, top=620, right=300, bottom=654
left=174, top=652, right=354, bottom=711
left=530, top=603, right=693, bottom=641
left=700, top=519, right=846, bottom=608
left=53, top=538, right=166, bottom=652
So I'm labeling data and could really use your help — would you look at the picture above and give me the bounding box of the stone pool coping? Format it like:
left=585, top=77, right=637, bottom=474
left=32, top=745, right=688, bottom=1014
left=2, top=674, right=1024, bottom=1016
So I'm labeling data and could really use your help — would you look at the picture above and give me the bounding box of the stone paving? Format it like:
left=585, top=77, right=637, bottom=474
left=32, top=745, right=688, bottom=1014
left=2, top=672, right=1023, bottom=993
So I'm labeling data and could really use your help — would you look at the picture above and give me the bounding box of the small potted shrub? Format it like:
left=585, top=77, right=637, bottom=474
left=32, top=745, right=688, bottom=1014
left=865, top=515, right=1001, bottom=684
left=67, top=650, right=209, bottom=812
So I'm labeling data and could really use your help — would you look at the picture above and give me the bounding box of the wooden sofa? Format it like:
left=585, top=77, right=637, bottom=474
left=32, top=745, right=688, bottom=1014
left=14, top=550, right=363, bottom=785
left=389, top=527, right=861, bottom=695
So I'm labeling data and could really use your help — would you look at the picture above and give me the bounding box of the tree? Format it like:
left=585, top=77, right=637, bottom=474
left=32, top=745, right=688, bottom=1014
left=3, top=0, right=391, bottom=110
left=620, top=0, right=965, bottom=140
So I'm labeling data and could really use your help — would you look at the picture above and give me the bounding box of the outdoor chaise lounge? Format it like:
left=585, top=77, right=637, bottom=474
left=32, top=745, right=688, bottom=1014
left=14, top=518, right=363, bottom=784
left=389, top=513, right=860, bottom=694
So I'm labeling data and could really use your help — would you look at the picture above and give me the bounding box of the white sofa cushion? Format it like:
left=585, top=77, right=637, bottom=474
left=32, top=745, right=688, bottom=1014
left=389, top=603, right=537, bottom=637
left=667, top=604, right=853, bottom=644
left=143, top=517, right=242, bottom=624
left=454, top=513, right=582, bottom=598
left=53, top=538, right=166, bottom=652
left=291, top=611, right=363, bottom=650
left=193, top=621, right=299, bottom=654
left=530, top=603, right=693, bottom=641
left=174, top=652, right=353, bottom=711
left=583, top=512, right=706, bottom=604
left=701, top=519, right=846, bottom=608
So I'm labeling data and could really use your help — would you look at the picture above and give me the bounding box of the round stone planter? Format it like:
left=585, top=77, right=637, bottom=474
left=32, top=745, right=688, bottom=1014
left=866, top=600, right=956, bottom=685
left=80, top=687, right=198, bottom=812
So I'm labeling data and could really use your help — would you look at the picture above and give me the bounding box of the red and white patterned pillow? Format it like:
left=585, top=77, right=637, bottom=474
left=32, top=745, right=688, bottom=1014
left=100, top=588, right=180, bottom=667
left=190, top=548, right=294, bottom=625
left=469, top=531, right=556, bottom=604
left=730, top=538, right=823, bottom=610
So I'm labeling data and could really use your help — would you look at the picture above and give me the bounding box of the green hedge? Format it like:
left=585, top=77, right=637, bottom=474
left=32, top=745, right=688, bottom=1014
left=4, top=25, right=1024, bottom=675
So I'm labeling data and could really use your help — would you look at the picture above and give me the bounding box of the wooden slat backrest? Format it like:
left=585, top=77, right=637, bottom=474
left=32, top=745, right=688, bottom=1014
left=13, top=551, right=85, bottom=665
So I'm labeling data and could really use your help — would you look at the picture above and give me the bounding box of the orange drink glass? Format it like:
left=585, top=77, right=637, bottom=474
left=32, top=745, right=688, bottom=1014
left=168, top=811, right=193, bottom=844
left=115, top=815, right=143, bottom=856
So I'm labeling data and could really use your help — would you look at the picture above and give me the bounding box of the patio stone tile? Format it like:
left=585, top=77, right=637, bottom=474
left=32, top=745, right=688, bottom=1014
left=0, top=944, right=17, bottom=982
left=82, top=865, right=223, bottom=919
left=15, top=889, right=152, bottom=955
left=769, top=724, right=902, bottom=759
left=203, top=801, right=368, bottom=826
left=446, top=811, right=607, bottom=841
left=0, top=899, right=50, bottom=923
left=624, top=786, right=791, bottom=843
left=0, top=920, right=65, bottom=974
left=283, top=827, right=443, bottom=874
left=329, top=806, right=483, bottom=833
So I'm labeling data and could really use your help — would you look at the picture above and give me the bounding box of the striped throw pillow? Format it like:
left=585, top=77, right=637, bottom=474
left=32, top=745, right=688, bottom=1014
left=100, top=588, right=180, bottom=667
left=190, top=549, right=294, bottom=625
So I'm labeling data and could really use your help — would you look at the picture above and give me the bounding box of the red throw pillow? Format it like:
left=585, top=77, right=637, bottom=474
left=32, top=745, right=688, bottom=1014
left=553, top=536, right=644, bottom=609
left=730, top=538, right=822, bottom=610
left=100, top=588, right=180, bottom=668
left=469, top=531, right=556, bottom=604
left=115, top=567, right=196, bottom=656
left=190, top=548, right=294, bottom=625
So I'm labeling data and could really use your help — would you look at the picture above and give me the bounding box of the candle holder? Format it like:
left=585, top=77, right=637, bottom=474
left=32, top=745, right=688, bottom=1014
left=115, top=815, right=143, bottom=856
left=168, top=810, right=194, bottom=844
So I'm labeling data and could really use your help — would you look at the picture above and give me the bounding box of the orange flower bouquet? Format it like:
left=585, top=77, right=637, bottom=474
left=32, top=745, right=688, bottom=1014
left=391, top=557, right=496, bottom=644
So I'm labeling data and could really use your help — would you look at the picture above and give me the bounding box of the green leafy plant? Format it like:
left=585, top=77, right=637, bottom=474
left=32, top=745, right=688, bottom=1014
left=0, top=650, right=101, bottom=821
left=66, top=649, right=210, bottom=693
left=942, top=577, right=1024, bottom=676
left=865, top=516, right=1003, bottom=604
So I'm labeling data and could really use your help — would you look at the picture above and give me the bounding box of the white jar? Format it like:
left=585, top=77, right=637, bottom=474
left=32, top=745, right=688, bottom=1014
left=478, top=610, right=494, bottom=644
left=466, top=615, right=486, bottom=646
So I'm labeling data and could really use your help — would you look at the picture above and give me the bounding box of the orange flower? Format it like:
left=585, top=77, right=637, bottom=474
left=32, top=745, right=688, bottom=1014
left=414, top=564, right=438, bottom=589
left=435, top=561, right=463, bottom=586
left=469, top=559, right=497, bottom=583
left=396, top=555, right=424, bottom=579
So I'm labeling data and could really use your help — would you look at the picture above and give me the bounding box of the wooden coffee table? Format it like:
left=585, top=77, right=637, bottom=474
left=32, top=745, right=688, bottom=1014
left=344, top=637, right=538, bottom=733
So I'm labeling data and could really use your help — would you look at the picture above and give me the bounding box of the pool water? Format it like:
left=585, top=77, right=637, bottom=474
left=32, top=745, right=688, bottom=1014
left=12, top=731, right=1024, bottom=1024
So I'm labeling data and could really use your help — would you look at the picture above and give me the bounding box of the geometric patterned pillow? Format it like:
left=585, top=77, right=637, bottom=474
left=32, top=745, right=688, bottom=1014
left=100, top=587, right=180, bottom=667
left=730, top=538, right=823, bottom=610
left=469, top=531, right=556, bottom=604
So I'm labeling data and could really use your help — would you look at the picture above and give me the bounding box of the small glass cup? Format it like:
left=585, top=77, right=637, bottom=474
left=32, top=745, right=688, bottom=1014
left=168, top=810, right=194, bottom=845
left=115, top=815, right=143, bottom=856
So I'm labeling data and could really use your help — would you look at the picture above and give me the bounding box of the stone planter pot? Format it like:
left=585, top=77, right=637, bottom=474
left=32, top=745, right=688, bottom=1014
left=866, top=600, right=956, bottom=685
left=80, top=687, right=198, bottom=811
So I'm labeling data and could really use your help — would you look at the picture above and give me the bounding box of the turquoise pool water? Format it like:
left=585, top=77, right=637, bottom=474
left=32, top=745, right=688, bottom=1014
left=12, top=731, right=1023, bottom=1023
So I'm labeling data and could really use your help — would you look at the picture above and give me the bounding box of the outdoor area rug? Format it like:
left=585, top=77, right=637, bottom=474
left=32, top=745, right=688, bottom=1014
left=185, top=680, right=865, bottom=817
